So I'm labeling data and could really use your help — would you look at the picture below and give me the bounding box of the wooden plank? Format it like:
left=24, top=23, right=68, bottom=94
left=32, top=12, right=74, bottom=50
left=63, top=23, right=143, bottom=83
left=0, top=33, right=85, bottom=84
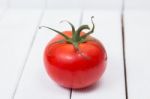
left=71, top=10, right=126, bottom=99
left=14, top=10, right=81, bottom=99
left=124, top=10, right=150, bottom=99
left=0, top=9, right=42, bottom=99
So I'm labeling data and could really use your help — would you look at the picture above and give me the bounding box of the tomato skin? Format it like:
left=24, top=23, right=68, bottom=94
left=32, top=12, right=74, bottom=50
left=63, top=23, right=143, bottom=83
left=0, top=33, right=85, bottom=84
left=44, top=31, right=107, bottom=89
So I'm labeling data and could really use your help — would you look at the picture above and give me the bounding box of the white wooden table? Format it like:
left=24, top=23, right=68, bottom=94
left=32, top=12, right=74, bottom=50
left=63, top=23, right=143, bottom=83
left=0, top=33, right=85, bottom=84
left=0, top=1, right=150, bottom=99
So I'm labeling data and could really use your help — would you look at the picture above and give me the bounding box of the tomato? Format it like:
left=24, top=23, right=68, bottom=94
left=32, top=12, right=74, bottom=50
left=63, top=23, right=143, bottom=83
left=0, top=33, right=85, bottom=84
left=41, top=16, right=107, bottom=89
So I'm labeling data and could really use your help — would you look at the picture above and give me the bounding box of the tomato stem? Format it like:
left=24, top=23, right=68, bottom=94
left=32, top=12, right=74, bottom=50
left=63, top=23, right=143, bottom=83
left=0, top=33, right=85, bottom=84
left=74, top=25, right=90, bottom=42
left=39, top=16, right=95, bottom=50
left=81, top=16, right=95, bottom=39
left=39, top=26, right=70, bottom=40
left=60, top=20, right=76, bottom=38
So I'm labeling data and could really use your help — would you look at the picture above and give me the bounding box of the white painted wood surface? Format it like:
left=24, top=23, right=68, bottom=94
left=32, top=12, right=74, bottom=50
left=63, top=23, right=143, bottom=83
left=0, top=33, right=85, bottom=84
left=0, top=9, right=42, bottom=99
left=9, top=0, right=45, bottom=8
left=0, top=0, right=150, bottom=98
left=125, top=0, right=150, bottom=10
left=0, top=4, right=7, bottom=17
left=14, top=10, right=81, bottom=99
left=0, top=0, right=149, bottom=10
left=1, top=0, right=122, bottom=9
left=71, top=10, right=125, bottom=99
left=0, top=9, right=5, bottom=18
left=47, top=0, right=121, bottom=9
left=0, top=0, right=8, bottom=8
left=124, top=10, right=150, bottom=99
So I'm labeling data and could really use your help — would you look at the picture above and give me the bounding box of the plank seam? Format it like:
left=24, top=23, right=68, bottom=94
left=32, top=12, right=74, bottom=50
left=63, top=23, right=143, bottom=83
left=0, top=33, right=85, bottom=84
left=11, top=9, right=45, bottom=99
left=121, top=0, right=129, bottom=99
left=70, top=88, right=72, bottom=99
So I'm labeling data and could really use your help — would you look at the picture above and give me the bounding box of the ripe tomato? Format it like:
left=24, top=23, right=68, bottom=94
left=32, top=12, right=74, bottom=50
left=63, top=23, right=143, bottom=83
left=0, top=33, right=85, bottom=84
left=41, top=16, right=107, bottom=89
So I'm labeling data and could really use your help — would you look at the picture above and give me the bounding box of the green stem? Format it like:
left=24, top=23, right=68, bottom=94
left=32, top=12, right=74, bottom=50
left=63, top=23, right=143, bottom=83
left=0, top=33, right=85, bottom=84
left=74, top=25, right=90, bottom=41
left=60, top=20, right=76, bottom=38
left=50, top=39, right=66, bottom=45
left=81, top=16, right=95, bottom=39
left=39, top=26, right=70, bottom=40
left=39, top=16, right=95, bottom=52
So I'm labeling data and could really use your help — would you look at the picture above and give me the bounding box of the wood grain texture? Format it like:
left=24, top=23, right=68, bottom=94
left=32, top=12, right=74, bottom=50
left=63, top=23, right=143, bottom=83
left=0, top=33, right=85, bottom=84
left=71, top=10, right=126, bottom=99
left=0, top=9, right=42, bottom=99
left=14, top=10, right=81, bottom=99
left=124, top=10, right=150, bottom=99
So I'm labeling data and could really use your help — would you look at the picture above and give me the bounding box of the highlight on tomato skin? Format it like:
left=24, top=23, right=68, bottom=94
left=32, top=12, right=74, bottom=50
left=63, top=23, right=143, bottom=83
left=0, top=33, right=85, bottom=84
left=40, top=16, right=107, bottom=89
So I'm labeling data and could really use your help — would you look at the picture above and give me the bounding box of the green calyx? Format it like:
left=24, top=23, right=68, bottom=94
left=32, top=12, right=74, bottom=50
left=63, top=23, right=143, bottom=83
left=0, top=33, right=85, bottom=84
left=39, top=16, right=95, bottom=50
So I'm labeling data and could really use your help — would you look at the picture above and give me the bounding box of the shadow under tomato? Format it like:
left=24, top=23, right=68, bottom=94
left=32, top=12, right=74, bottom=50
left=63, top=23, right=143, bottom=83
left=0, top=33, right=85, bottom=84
left=72, top=81, right=102, bottom=93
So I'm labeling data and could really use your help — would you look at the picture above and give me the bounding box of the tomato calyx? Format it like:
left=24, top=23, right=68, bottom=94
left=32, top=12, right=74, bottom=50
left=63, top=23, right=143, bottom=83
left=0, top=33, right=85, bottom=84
left=39, top=16, right=95, bottom=50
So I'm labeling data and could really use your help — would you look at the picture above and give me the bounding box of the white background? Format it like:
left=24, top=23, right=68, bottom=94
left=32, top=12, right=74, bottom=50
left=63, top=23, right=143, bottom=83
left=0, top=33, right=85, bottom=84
left=0, top=0, right=150, bottom=9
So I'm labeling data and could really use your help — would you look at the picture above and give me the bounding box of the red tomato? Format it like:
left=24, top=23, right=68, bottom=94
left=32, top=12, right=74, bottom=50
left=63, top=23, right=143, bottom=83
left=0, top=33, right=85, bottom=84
left=42, top=17, right=107, bottom=89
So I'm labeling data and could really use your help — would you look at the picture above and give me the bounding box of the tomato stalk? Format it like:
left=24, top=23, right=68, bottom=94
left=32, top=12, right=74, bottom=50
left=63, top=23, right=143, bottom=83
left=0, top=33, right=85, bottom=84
left=39, top=16, right=95, bottom=50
